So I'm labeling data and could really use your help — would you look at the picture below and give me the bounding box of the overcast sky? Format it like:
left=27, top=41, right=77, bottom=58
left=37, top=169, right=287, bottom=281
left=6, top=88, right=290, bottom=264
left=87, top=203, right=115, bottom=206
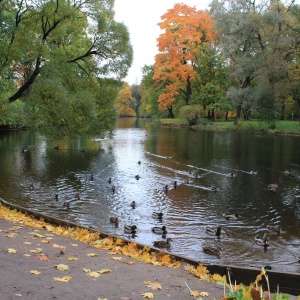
left=114, top=0, right=211, bottom=85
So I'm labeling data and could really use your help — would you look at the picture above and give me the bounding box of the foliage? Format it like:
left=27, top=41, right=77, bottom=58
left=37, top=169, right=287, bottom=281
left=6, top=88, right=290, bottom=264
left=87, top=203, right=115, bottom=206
left=0, top=0, right=133, bottom=136
left=153, top=3, right=216, bottom=112
left=178, top=105, right=203, bottom=125
left=210, top=0, right=300, bottom=121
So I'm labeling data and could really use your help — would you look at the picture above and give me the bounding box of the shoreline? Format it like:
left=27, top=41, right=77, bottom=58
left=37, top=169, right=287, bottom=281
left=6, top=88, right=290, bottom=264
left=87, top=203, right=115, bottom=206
left=1, top=197, right=299, bottom=296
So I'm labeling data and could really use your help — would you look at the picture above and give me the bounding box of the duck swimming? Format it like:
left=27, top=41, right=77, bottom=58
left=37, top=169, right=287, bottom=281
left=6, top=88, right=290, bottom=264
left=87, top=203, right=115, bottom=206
left=255, top=234, right=269, bottom=247
left=130, top=201, right=136, bottom=208
left=152, top=212, right=164, bottom=219
left=109, top=216, right=119, bottom=224
left=152, top=226, right=167, bottom=235
left=267, top=225, right=281, bottom=234
left=135, top=175, right=141, bottom=180
left=202, top=246, right=221, bottom=257
left=124, top=225, right=137, bottom=234
left=205, top=227, right=222, bottom=236
left=63, top=202, right=70, bottom=208
left=223, top=213, right=240, bottom=220
left=153, top=238, right=172, bottom=249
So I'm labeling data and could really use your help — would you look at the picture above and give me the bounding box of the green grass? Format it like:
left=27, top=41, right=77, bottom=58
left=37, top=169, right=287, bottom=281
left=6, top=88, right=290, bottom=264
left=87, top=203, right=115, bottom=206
left=159, top=118, right=300, bottom=135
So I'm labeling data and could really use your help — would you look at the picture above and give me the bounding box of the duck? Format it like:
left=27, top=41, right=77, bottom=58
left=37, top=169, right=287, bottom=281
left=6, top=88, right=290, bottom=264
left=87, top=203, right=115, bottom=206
left=152, top=212, right=164, bottom=219
left=173, top=180, right=177, bottom=189
left=268, top=183, right=279, bottom=193
left=89, top=174, right=94, bottom=181
left=163, top=185, right=168, bottom=193
left=152, top=226, right=167, bottom=235
left=135, top=175, right=141, bottom=180
left=55, top=194, right=59, bottom=201
left=53, top=146, right=59, bottom=150
left=130, top=201, right=136, bottom=208
left=153, top=238, right=172, bottom=249
left=210, top=185, right=217, bottom=192
left=75, top=193, right=80, bottom=199
left=138, top=161, right=141, bottom=165
left=255, top=234, right=269, bottom=247
left=29, top=183, right=35, bottom=189
left=63, top=202, right=70, bottom=208
left=283, top=170, right=289, bottom=176
left=124, top=225, right=137, bottom=234
left=267, top=224, right=281, bottom=234
left=223, top=213, right=240, bottom=220
left=250, top=171, right=257, bottom=175
left=109, top=216, right=119, bottom=224
left=230, top=172, right=235, bottom=179
left=202, top=246, right=221, bottom=257
left=111, top=185, right=115, bottom=194
left=108, top=177, right=112, bottom=184
left=205, top=227, right=222, bottom=237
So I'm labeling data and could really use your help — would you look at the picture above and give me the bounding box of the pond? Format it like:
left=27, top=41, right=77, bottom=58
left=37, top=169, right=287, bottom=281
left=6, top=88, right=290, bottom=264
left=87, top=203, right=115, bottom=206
left=0, top=118, right=299, bottom=273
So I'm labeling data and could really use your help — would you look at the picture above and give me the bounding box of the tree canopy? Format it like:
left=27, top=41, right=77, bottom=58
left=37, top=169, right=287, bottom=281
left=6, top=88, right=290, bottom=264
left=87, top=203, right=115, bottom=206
left=0, top=0, right=133, bottom=136
left=153, top=3, right=216, bottom=113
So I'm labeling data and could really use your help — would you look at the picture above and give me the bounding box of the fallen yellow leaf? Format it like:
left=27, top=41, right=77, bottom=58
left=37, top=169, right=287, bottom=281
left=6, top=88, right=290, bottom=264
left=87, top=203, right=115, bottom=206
left=126, top=261, right=134, bottom=265
left=87, top=253, right=98, bottom=257
left=82, top=268, right=91, bottom=273
left=55, top=264, right=69, bottom=271
left=30, top=249, right=42, bottom=253
left=190, top=290, right=200, bottom=297
left=112, top=257, right=121, bottom=260
left=41, top=239, right=50, bottom=244
left=141, top=292, right=154, bottom=299
left=87, top=272, right=101, bottom=278
left=53, top=276, right=72, bottom=282
left=71, top=244, right=78, bottom=247
left=98, top=269, right=111, bottom=274
left=37, top=255, right=49, bottom=261
left=199, top=291, right=210, bottom=297
left=68, top=257, right=78, bottom=261
left=7, top=248, right=17, bottom=253
left=30, top=270, right=41, bottom=275
left=143, top=281, right=162, bottom=290
left=23, top=242, right=32, bottom=245
left=24, top=254, right=31, bottom=257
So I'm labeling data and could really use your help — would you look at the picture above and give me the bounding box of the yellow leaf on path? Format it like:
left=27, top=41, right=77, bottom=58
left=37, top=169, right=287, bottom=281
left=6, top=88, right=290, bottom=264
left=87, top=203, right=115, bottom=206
left=190, top=290, right=200, bottom=297
left=41, top=239, right=50, bottom=244
left=141, top=292, right=154, bottom=299
left=38, top=255, right=49, bottom=261
left=82, top=268, right=91, bottom=273
left=126, top=261, right=134, bottom=265
left=16, top=294, right=22, bottom=296
left=30, top=270, right=41, bottom=275
left=24, top=254, right=31, bottom=257
left=53, top=276, right=72, bottom=282
left=97, top=298, right=108, bottom=300
left=7, top=248, right=17, bottom=253
left=68, top=257, right=78, bottom=261
left=34, top=233, right=45, bottom=238
left=88, top=272, right=100, bottom=278
left=98, top=269, right=111, bottom=274
left=71, top=244, right=78, bottom=247
left=53, top=244, right=65, bottom=249
left=23, top=242, right=32, bottom=245
left=112, top=257, right=121, bottom=260
left=199, top=291, right=210, bottom=297
left=143, top=281, right=162, bottom=290
left=30, top=249, right=41, bottom=253
left=55, top=264, right=69, bottom=271
left=87, top=253, right=98, bottom=257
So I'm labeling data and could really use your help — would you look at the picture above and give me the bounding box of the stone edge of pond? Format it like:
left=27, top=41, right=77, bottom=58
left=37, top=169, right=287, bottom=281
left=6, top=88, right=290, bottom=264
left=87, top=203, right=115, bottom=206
left=0, top=197, right=299, bottom=296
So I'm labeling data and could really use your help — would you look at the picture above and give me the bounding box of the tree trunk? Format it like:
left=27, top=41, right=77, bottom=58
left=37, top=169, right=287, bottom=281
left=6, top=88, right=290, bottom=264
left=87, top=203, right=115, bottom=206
left=236, top=103, right=242, bottom=119
left=167, top=106, right=174, bottom=118
left=185, top=76, right=192, bottom=105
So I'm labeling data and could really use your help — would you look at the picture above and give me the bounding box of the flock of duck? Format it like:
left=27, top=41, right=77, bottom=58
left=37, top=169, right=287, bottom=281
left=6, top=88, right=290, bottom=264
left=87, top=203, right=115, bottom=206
left=103, top=161, right=288, bottom=257
left=28, top=154, right=297, bottom=262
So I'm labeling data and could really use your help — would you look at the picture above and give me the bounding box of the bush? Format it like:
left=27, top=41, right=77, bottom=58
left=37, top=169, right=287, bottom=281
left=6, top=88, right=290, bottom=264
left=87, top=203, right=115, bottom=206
left=179, top=105, right=202, bottom=125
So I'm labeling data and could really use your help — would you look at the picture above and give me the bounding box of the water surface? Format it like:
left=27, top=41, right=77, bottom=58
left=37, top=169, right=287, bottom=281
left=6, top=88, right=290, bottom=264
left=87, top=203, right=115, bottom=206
left=0, top=119, right=299, bottom=272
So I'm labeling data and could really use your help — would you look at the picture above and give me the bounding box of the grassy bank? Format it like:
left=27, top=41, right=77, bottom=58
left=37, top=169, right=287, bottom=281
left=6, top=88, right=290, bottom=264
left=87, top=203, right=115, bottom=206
left=159, top=119, right=300, bottom=135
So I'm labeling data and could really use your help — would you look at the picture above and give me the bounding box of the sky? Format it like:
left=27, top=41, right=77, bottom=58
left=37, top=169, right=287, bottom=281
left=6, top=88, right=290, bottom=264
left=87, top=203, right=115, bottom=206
left=114, top=0, right=211, bottom=85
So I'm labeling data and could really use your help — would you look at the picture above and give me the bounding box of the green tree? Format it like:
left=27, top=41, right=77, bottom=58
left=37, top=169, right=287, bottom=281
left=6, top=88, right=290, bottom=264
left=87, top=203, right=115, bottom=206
left=0, top=0, right=133, bottom=136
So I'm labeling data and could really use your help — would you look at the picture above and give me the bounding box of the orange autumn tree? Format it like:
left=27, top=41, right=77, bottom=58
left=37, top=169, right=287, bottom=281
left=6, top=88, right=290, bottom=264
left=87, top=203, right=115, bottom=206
left=153, top=4, right=216, bottom=116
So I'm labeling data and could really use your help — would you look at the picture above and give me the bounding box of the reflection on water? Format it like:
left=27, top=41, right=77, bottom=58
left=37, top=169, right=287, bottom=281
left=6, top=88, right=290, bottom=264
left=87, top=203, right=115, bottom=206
left=0, top=118, right=300, bottom=273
